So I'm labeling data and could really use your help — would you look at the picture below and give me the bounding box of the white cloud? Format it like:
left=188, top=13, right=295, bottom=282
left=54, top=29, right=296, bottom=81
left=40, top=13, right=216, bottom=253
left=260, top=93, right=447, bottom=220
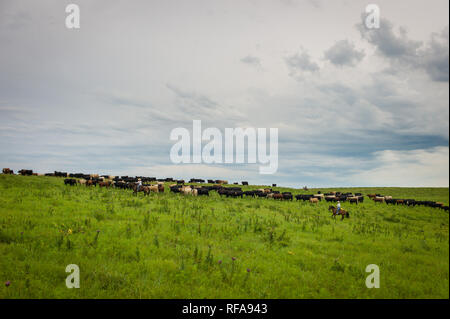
left=347, top=146, right=449, bottom=187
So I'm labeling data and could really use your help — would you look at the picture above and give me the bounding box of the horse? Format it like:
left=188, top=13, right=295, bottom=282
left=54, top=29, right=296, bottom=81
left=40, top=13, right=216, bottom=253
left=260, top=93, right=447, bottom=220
left=328, top=205, right=349, bottom=220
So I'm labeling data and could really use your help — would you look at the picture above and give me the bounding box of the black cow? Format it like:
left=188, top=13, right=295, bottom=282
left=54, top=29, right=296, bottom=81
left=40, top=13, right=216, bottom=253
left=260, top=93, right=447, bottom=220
left=282, top=193, right=293, bottom=201
left=226, top=190, right=244, bottom=198
left=256, top=192, right=267, bottom=198
left=19, top=169, right=33, bottom=176
left=244, top=190, right=255, bottom=197
left=197, top=189, right=210, bottom=196
left=170, top=185, right=182, bottom=193
left=189, top=178, right=205, bottom=183
left=295, top=194, right=313, bottom=201
left=54, top=171, right=67, bottom=177
left=64, top=179, right=77, bottom=186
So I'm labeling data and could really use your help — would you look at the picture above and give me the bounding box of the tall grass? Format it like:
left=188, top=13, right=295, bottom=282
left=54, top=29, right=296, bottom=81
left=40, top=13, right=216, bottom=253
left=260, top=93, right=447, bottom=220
left=0, top=175, right=448, bottom=298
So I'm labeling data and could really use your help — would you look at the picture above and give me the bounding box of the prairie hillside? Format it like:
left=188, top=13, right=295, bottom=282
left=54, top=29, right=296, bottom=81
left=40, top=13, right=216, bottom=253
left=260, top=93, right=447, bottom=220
left=0, top=175, right=448, bottom=298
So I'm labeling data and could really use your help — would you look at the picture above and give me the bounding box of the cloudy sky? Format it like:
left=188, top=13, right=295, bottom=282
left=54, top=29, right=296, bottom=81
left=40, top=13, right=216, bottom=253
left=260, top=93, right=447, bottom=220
left=0, top=0, right=448, bottom=187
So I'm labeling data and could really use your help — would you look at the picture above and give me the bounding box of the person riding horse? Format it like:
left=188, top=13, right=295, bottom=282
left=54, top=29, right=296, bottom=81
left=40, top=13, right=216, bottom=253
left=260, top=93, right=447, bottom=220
left=328, top=204, right=349, bottom=220
left=337, top=200, right=341, bottom=215
left=136, top=179, right=142, bottom=192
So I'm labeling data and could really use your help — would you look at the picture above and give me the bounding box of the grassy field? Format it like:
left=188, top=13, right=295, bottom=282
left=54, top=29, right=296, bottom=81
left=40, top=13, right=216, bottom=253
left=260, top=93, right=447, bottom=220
left=0, top=175, right=448, bottom=299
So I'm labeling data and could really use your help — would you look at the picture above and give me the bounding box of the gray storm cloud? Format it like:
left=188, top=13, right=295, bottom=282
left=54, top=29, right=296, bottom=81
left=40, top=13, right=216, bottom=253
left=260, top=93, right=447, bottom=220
left=0, top=0, right=448, bottom=187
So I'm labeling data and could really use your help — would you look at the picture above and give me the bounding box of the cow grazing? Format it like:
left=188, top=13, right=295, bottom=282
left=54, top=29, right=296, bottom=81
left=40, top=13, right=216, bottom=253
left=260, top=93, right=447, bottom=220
left=373, top=197, right=385, bottom=203
left=2, top=168, right=13, bottom=174
left=98, top=181, right=112, bottom=188
left=19, top=169, right=33, bottom=176
left=148, top=185, right=159, bottom=193
left=170, top=185, right=182, bottom=193
left=64, top=179, right=77, bottom=186
left=256, top=192, right=267, bottom=198
left=273, top=193, right=283, bottom=200
left=242, top=181, right=249, bottom=186
left=226, top=190, right=244, bottom=198
left=86, top=179, right=98, bottom=187
left=282, top=193, right=293, bottom=201
left=309, top=198, right=319, bottom=204
left=296, top=194, right=313, bottom=201
left=114, top=181, right=128, bottom=189
left=54, top=171, right=67, bottom=177
left=243, top=190, right=257, bottom=197
left=197, top=188, right=209, bottom=196
left=182, top=186, right=192, bottom=195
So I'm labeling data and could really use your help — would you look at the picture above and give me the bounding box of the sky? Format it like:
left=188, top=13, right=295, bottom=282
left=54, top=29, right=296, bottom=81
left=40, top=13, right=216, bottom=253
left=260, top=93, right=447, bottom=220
left=0, top=0, right=448, bottom=188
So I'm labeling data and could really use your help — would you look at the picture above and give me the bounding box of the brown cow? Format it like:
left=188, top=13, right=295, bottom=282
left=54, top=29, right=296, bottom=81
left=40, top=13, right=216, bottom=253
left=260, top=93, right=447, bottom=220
left=373, top=197, right=384, bottom=203
left=86, top=180, right=96, bottom=187
left=99, top=181, right=111, bottom=188
left=273, top=193, right=283, bottom=200
left=141, top=186, right=151, bottom=196
left=309, top=198, right=319, bottom=204
left=2, top=168, right=13, bottom=174
left=367, top=194, right=377, bottom=199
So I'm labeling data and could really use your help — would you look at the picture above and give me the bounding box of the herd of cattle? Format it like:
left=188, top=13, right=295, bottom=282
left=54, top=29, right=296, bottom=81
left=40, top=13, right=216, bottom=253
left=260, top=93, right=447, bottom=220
left=2, top=168, right=449, bottom=212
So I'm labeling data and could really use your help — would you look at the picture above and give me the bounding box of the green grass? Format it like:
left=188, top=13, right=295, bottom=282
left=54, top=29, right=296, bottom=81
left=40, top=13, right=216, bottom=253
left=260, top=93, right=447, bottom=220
left=0, top=175, right=448, bottom=298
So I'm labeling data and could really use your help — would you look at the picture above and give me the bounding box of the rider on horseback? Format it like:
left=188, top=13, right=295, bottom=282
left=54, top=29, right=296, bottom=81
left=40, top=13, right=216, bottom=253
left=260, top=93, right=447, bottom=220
left=337, top=201, right=341, bottom=214
left=136, top=179, right=142, bottom=192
